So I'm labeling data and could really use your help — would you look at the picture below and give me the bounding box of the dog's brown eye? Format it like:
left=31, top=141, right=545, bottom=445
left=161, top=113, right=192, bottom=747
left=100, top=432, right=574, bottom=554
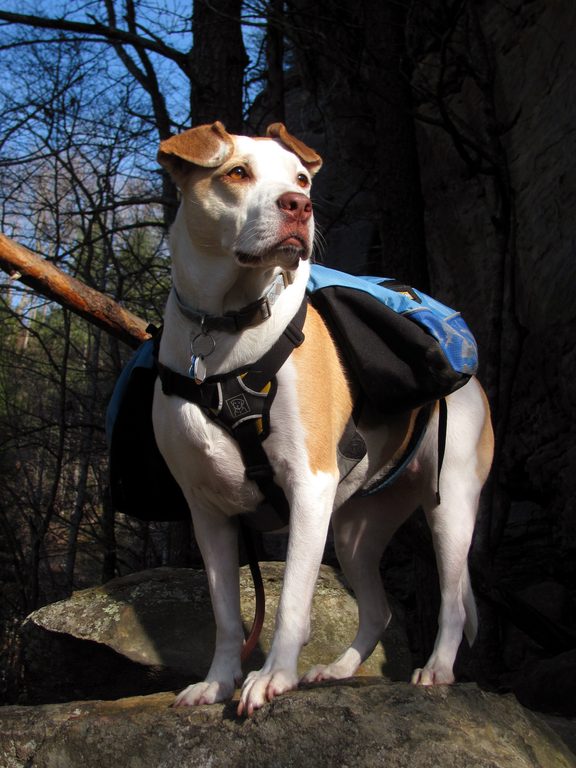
left=227, top=166, right=248, bottom=180
left=296, top=173, right=310, bottom=188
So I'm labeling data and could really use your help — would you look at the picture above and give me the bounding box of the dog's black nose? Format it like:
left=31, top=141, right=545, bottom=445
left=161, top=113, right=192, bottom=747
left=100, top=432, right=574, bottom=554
left=276, top=192, right=312, bottom=223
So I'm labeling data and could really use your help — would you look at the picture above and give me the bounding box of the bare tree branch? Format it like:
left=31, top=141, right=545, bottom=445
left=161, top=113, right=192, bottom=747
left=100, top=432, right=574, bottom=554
left=0, top=10, right=188, bottom=71
left=0, top=233, right=149, bottom=349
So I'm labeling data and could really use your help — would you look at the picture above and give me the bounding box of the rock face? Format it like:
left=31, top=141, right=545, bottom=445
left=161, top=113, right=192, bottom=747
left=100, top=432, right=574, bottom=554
left=1, top=681, right=575, bottom=768
left=20, top=564, right=412, bottom=704
left=415, top=0, right=576, bottom=557
left=410, top=1, right=576, bottom=706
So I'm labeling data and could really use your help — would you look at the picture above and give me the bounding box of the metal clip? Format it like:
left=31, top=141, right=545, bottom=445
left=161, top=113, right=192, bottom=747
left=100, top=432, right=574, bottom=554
left=189, top=354, right=207, bottom=384
left=191, top=331, right=216, bottom=358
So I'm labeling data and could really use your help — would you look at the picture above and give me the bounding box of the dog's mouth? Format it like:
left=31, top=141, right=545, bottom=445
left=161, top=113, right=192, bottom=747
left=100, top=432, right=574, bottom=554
left=235, top=235, right=310, bottom=270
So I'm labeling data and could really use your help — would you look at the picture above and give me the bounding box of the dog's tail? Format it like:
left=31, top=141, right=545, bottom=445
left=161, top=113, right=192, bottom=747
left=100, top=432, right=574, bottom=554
left=462, top=567, right=478, bottom=645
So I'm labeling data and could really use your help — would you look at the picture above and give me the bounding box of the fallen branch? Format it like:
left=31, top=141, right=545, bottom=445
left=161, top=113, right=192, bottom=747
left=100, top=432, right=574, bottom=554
left=0, top=233, right=150, bottom=349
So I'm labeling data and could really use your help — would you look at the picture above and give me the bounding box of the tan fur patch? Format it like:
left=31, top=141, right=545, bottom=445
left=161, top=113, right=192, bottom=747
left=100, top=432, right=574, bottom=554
left=291, top=305, right=354, bottom=474
left=477, top=386, right=495, bottom=482
left=292, top=306, right=425, bottom=478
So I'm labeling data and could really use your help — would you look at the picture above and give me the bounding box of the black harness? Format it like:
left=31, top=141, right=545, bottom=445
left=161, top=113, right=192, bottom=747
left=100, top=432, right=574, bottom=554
left=154, top=298, right=307, bottom=530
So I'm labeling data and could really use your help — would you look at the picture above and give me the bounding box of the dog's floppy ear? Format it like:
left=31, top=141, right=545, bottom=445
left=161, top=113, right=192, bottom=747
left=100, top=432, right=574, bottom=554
left=266, top=123, right=323, bottom=176
left=157, top=121, right=235, bottom=181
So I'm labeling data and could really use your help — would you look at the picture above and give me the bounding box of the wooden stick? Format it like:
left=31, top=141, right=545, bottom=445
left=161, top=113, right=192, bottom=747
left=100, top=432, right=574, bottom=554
left=0, top=233, right=150, bottom=349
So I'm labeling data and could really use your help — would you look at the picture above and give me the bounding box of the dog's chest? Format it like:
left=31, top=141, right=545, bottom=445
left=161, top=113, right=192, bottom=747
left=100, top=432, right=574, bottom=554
left=152, top=393, right=251, bottom=512
left=152, top=363, right=306, bottom=516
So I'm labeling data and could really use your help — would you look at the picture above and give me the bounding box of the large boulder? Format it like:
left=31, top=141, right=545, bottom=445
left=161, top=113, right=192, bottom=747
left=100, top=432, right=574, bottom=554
left=1, top=681, right=575, bottom=768
left=20, top=564, right=412, bottom=703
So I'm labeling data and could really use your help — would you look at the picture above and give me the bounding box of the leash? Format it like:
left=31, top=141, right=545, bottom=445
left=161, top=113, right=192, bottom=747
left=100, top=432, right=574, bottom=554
left=239, top=521, right=266, bottom=662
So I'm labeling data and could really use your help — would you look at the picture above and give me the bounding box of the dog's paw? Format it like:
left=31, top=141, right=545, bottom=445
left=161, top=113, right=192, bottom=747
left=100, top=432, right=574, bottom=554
left=301, top=648, right=362, bottom=684
left=300, top=664, right=339, bottom=684
left=411, top=665, right=455, bottom=686
left=173, top=679, right=235, bottom=707
left=301, top=660, right=356, bottom=684
left=237, top=669, right=298, bottom=717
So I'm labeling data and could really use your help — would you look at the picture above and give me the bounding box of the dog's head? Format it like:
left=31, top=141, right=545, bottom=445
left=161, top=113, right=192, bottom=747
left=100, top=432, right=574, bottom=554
left=158, top=122, right=322, bottom=271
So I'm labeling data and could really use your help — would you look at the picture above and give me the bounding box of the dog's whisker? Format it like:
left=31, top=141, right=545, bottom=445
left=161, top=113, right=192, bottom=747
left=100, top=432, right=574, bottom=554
left=312, top=230, right=327, bottom=262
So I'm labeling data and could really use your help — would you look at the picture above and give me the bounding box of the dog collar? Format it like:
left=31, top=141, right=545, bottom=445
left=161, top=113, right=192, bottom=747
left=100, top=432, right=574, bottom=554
left=173, top=271, right=294, bottom=333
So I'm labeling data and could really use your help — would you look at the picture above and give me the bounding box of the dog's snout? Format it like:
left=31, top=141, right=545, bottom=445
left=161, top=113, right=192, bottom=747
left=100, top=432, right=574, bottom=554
left=276, top=192, right=312, bottom=223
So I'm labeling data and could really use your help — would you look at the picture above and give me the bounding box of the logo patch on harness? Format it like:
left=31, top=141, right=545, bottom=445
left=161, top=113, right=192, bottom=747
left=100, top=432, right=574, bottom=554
left=226, top=394, right=251, bottom=419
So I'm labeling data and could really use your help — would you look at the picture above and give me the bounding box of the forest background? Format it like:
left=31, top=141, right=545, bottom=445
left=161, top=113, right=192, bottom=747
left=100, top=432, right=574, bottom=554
left=0, top=0, right=575, bottom=708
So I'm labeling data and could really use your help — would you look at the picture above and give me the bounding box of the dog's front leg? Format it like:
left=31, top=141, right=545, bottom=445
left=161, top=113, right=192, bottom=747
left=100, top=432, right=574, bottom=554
left=174, top=507, right=244, bottom=707
left=237, top=475, right=337, bottom=716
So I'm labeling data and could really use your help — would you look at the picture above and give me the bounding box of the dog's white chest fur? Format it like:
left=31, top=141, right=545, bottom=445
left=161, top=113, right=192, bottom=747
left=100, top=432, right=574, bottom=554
left=152, top=353, right=309, bottom=518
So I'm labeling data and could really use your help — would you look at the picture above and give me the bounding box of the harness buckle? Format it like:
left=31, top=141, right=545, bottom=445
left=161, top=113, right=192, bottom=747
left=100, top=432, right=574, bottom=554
left=245, top=464, right=275, bottom=482
left=259, top=298, right=272, bottom=321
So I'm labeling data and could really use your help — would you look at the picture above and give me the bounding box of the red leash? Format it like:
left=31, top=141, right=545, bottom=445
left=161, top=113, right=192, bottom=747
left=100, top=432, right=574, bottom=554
left=240, top=523, right=266, bottom=663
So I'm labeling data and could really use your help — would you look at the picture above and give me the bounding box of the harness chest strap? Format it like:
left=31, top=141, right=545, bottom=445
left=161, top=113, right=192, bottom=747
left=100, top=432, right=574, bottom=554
left=154, top=299, right=308, bottom=528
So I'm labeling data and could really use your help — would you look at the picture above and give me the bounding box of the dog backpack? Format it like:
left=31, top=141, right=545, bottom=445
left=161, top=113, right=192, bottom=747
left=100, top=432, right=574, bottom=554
left=106, top=265, right=478, bottom=523
left=106, top=339, right=190, bottom=521
left=306, top=265, right=477, bottom=413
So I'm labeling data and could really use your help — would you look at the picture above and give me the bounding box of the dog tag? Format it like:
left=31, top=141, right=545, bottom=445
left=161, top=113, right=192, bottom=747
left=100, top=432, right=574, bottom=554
left=192, top=355, right=207, bottom=384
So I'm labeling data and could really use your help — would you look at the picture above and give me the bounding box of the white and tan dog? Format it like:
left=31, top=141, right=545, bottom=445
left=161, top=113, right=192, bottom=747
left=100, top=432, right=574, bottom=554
left=152, top=122, right=494, bottom=717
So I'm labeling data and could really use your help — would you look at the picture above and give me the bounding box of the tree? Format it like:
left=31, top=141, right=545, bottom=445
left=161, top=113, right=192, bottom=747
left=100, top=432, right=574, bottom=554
left=0, top=0, right=248, bottom=222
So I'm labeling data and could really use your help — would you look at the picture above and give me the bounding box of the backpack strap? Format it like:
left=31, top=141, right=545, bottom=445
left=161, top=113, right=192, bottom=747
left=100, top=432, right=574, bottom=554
left=435, top=397, right=448, bottom=505
left=357, top=404, right=433, bottom=497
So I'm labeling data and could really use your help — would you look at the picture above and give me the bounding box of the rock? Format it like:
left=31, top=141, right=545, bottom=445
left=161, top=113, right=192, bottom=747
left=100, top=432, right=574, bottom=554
left=1, top=681, right=574, bottom=768
left=20, top=564, right=412, bottom=703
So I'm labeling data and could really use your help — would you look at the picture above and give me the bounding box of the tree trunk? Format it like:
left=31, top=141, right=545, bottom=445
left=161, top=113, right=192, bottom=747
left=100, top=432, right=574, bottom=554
left=27, top=311, right=72, bottom=609
left=190, top=0, right=248, bottom=131
left=63, top=327, right=102, bottom=594
left=265, top=0, right=286, bottom=125
left=363, top=1, right=429, bottom=289
left=284, top=0, right=428, bottom=285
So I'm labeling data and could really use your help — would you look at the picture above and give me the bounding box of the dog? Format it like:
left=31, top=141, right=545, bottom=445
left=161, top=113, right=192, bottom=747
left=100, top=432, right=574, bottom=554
left=152, top=121, right=494, bottom=717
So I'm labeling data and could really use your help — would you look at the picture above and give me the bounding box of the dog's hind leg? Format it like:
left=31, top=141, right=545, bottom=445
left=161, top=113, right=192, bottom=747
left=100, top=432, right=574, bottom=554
left=301, top=486, right=416, bottom=684
left=410, top=484, right=480, bottom=686
left=174, top=507, right=244, bottom=707
left=411, top=382, right=491, bottom=686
